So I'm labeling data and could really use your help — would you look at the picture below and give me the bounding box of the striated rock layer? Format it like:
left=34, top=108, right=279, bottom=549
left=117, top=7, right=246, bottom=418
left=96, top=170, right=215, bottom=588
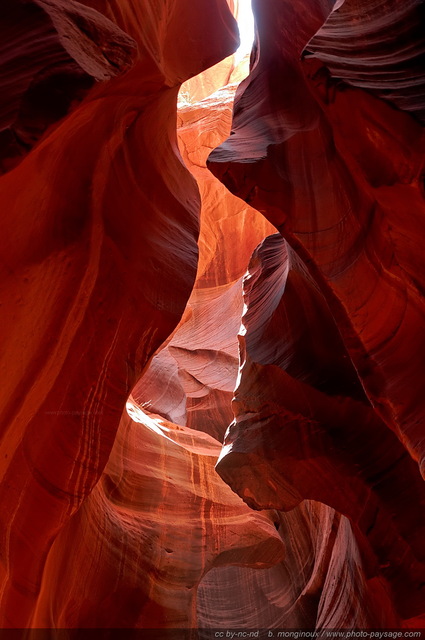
left=209, top=0, right=425, bottom=625
left=0, top=0, right=239, bottom=628
left=1, top=0, right=424, bottom=631
left=209, top=0, right=425, bottom=474
left=133, top=73, right=275, bottom=441
left=131, top=51, right=401, bottom=630
left=0, top=0, right=137, bottom=173
left=31, top=401, right=285, bottom=628
left=197, top=503, right=398, bottom=630
left=216, top=234, right=425, bottom=621
left=305, top=0, right=425, bottom=122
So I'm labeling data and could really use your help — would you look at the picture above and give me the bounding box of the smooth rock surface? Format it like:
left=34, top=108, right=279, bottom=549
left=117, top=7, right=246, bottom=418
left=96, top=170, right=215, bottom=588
left=216, top=234, right=425, bottom=620
left=1, top=0, right=424, bottom=630
left=0, top=0, right=137, bottom=173
left=0, top=0, right=238, bottom=627
left=209, top=0, right=425, bottom=623
left=134, top=74, right=275, bottom=441
left=31, top=401, right=284, bottom=628
left=209, top=0, right=425, bottom=478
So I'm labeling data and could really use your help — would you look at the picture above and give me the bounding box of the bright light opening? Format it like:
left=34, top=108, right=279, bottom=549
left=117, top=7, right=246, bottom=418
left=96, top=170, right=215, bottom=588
left=177, top=0, right=255, bottom=105
left=235, top=0, right=255, bottom=63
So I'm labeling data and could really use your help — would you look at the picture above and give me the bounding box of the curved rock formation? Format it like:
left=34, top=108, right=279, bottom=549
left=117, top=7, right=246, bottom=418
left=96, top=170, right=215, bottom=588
left=31, top=401, right=284, bottom=628
left=209, top=0, right=425, bottom=477
left=305, top=0, right=425, bottom=122
left=0, top=0, right=238, bottom=628
left=209, top=0, right=425, bottom=624
left=0, top=0, right=137, bottom=173
left=1, top=0, right=424, bottom=631
left=216, top=234, right=425, bottom=620
left=179, top=0, right=250, bottom=106
left=134, top=73, right=275, bottom=441
left=197, top=503, right=398, bottom=630
left=118, top=64, right=401, bottom=630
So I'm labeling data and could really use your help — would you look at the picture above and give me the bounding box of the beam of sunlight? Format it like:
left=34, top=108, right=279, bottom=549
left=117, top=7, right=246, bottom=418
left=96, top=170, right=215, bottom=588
left=235, top=0, right=255, bottom=63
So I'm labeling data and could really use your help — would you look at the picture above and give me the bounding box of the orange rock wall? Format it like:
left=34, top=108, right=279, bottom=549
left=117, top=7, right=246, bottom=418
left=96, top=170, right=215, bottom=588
left=0, top=0, right=424, bottom=631
left=0, top=0, right=238, bottom=628
left=209, top=0, right=425, bottom=625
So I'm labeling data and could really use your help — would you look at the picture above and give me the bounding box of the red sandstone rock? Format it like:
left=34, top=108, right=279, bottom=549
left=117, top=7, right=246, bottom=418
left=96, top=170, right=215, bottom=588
left=31, top=401, right=285, bottom=628
left=134, top=77, right=275, bottom=441
left=208, top=0, right=425, bottom=623
left=209, top=0, right=425, bottom=478
left=131, top=59, right=400, bottom=630
left=180, top=0, right=251, bottom=104
left=216, top=234, right=425, bottom=620
left=0, top=0, right=137, bottom=173
left=198, top=501, right=398, bottom=629
left=1, top=0, right=424, bottom=631
left=0, top=0, right=238, bottom=627
left=305, top=0, right=425, bottom=122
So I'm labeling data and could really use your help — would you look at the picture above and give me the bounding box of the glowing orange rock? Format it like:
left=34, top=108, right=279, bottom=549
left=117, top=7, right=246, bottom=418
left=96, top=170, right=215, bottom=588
left=209, top=0, right=425, bottom=623
left=216, top=234, right=425, bottom=621
left=134, top=71, right=275, bottom=441
left=209, top=0, right=425, bottom=476
left=0, top=0, right=238, bottom=627
left=2, top=0, right=424, bottom=630
left=31, top=401, right=284, bottom=628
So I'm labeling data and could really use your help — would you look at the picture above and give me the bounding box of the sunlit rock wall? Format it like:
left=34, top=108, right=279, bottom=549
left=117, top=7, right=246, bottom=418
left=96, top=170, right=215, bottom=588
left=0, top=0, right=238, bottom=628
left=209, top=0, right=425, bottom=626
left=0, top=0, right=424, bottom=631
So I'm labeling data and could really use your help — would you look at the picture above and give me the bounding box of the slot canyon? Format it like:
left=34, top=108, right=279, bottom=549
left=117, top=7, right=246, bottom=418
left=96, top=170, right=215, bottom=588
left=0, top=0, right=424, bottom=635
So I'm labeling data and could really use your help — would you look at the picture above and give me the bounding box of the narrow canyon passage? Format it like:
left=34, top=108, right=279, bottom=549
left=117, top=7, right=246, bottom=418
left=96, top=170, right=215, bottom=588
left=0, top=0, right=424, bottom=634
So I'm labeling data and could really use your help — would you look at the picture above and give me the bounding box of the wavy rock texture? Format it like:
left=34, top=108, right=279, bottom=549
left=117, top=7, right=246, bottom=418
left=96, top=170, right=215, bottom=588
left=133, top=76, right=275, bottom=441
left=30, top=401, right=285, bottom=628
left=0, top=0, right=137, bottom=173
left=216, top=234, right=425, bottom=621
left=209, top=0, right=425, bottom=624
left=132, top=57, right=399, bottom=630
left=180, top=0, right=250, bottom=106
left=0, top=0, right=238, bottom=628
left=197, top=503, right=398, bottom=630
left=2, top=0, right=425, bottom=631
left=209, top=0, right=425, bottom=473
left=305, top=0, right=425, bottom=122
